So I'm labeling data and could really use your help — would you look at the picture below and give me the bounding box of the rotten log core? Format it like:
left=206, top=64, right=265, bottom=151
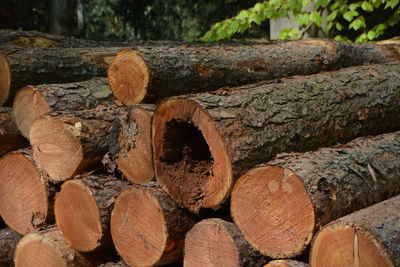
left=110, top=183, right=196, bottom=267
left=0, top=54, right=10, bottom=105
left=0, top=149, right=54, bottom=235
left=311, top=194, right=400, bottom=267
left=55, top=174, right=130, bottom=252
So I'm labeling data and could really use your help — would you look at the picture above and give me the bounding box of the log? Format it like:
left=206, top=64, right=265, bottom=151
left=0, top=228, right=21, bottom=266
left=152, top=62, right=400, bottom=212
left=54, top=174, right=130, bottom=252
left=108, top=39, right=400, bottom=105
left=0, top=107, right=29, bottom=156
left=264, top=260, right=309, bottom=267
left=184, top=218, right=267, bottom=267
left=29, top=105, right=124, bottom=181
left=14, top=227, right=94, bottom=267
left=13, top=77, right=113, bottom=138
left=231, top=131, right=400, bottom=258
left=98, top=262, right=129, bottom=267
left=0, top=148, right=55, bottom=235
left=0, top=54, right=10, bottom=105
left=310, top=195, right=400, bottom=267
left=110, top=183, right=196, bottom=266
left=106, top=104, right=155, bottom=184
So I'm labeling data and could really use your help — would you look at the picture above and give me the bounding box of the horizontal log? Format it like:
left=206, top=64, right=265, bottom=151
left=30, top=105, right=124, bottom=181
left=13, top=77, right=113, bottom=138
left=0, top=148, right=55, bottom=234
left=0, top=107, right=28, bottom=156
left=0, top=228, right=21, bottom=266
left=108, top=39, right=400, bottom=105
left=110, top=183, right=196, bottom=266
left=55, top=174, right=130, bottom=252
left=153, top=62, right=400, bottom=212
left=311, top=195, right=400, bottom=267
left=231, top=131, right=400, bottom=258
left=264, top=260, right=309, bottom=267
left=184, top=218, right=268, bottom=267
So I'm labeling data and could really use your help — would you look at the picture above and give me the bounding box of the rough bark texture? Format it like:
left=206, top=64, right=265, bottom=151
left=265, top=260, right=309, bottom=267
left=0, top=107, right=28, bottom=156
left=30, top=105, right=125, bottom=181
left=0, top=148, right=57, bottom=235
left=184, top=218, right=267, bottom=267
left=0, top=228, right=21, bottom=266
left=153, top=62, right=400, bottom=211
left=13, top=77, right=113, bottom=138
left=311, top=195, right=400, bottom=267
left=55, top=174, right=130, bottom=252
left=109, top=39, right=400, bottom=104
left=98, top=262, right=130, bottom=267
left=106, top=104, right=155, bottom=183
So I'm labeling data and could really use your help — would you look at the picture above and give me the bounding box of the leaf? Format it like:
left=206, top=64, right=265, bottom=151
left=327, top=10, right=339, bottom=21
left=343, top=10, right=359, bottom=21
left=349, top=17, right=365, bottom=30
left=336, top=22, right=344, bottom=30
left=310, top=11, right=323, bottom=26
left=367, top=30, right=376, bottom=39
left=349, top=3, right=361, bottom=10
left=361, top=1, right=374, bottom=11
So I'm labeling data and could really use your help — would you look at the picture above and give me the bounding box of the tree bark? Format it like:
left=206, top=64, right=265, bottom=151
left=311, top=195, right=400, bottom=267
left=108, top=39, right=400, bottom=105
left=231, top=131, right=400, bottom=258
left=184, top=218, right=268, bottom=267
left=98, top=262, right=130, bottom=267
left=55, top=174, right=130, bottom=252
left=0, top=54, right=11, bottom=105
left=0, top=148, right=56, bottom=235
left=0, top=107, right=28, bottom=156
left=13, top=77, right=113, bottom=138
left=0, top=228, right=21, bottom=266
left=264, top=260, right=309, bottom=267
left=110, top=182, right=197, bottom=267
left=106, top=104, right=155, bottom=184
left=30, top=105, right=125, bottom=181
left=14, top=227, right=94, bottom=267
left=153, top=62, right=400, bottom=212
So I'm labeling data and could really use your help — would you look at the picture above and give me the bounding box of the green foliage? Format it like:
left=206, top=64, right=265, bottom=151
left=202, top=0, right=400, bottom=42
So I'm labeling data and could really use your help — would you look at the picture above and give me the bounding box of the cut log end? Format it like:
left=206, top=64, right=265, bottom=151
left=153, top=98, right=231, bottom=212
left=311, top=222, right=394, bottom=267
left=116, top=107, right=154, bottom=184
left=111, top=186, right=167, bottom=267
left=108, top=50, right=149, bottom=105
left=0, top=153, right=48, bottom=235
left=30, top=115, right=83, bottom=181
left=184, top=219, right=241, bottom=267
left=55, top=180, right=102, bottom=252
left=231, top=165, right=315, bottom=258
left=0, top=55, right=11, bottom=106
left=13, top=86, right=51, bottom=138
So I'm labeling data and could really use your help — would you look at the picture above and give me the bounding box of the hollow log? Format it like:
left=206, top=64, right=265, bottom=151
left=0, top=148, right=56, bottom=235
left=29, top=105, right=124, bottom=181
left=0, top=228, right=21, bottom=266
left=184, top=218, right=267, bottom=267
left=13, top=77, right=113, bottom=138
left=311, top=194, right=400, bottom=267
left=110, top=183, right=196, bottom=267
left=0, top=107, right=28, bottom=156
left=264, top=260, right=309, bottom=267
left=106, top=104, right=155, bottom=184
left=14, top=227, right=94, bottom=267
left=153, top=62, right=400, bottom=212
left=55, top=174, right=130, bottom=252
left=108, top=39, right=400, bottom=105
left=231, top=131, right=400, bottom=259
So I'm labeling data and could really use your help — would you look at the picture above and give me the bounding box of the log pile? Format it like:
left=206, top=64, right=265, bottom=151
left=0, top=30, right=399, bottom=266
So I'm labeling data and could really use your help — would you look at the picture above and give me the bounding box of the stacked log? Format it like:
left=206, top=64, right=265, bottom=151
left=0, top=107, right=28, bottom=155
left=0, top=55, right=10, bottom=105
left=0, top=228, right=21, bottom=266
left=264, top=260, right=309, bottom=267
left=310, top=194, right=400, bottom=266
left=153, top=62, right=400, bottom=212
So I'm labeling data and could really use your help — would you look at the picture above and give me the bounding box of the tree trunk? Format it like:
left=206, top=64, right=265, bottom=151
left=14, top=227, right=94, bottom=267
left=0, top=107, right=28, bottom=156
left=231, top=131, right=400, bottom=258
left=13, top=77, right=113, bottom=138
left=311, top=195, right=400, bottom=267
left=108, top=39, right=400, bottom=105
left=153, top=62, right=400, bottom=212
left=264, top=260, right=309, bottom=267
left=110, top=182, right=197, bottom=267
left=0, top=228, right=21, bottom=266
left=0, top=148, right=56, bottom=235
left=29, top=105, right=124, bottom=181
left=54, top=174, right=130, bottom=252
left=106, top=104, right=155, bottom=184
left=184, top=218, right=268, bottom=267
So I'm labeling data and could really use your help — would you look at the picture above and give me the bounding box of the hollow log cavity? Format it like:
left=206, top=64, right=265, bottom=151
left=0, top=55, right=11, bottom=105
